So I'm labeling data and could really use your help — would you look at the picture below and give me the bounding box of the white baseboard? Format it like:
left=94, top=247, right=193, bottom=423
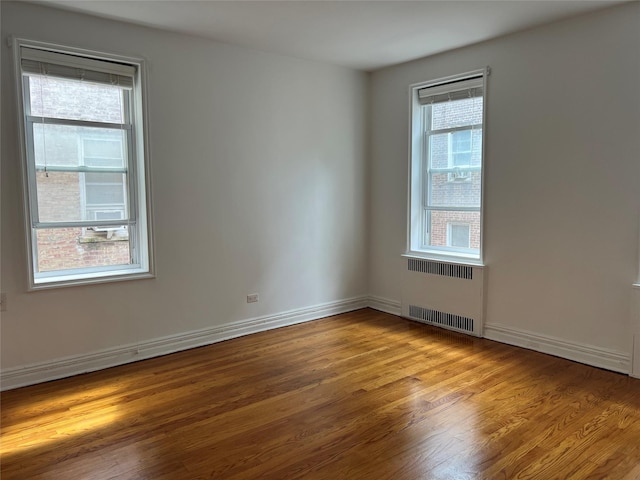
left=0, top=295, right=368, bottom=391
left=367, top=295, right=401, bottom=316
left=484, top=323, right=631, bottom=375
left=5, top=296, right=633, bottom=390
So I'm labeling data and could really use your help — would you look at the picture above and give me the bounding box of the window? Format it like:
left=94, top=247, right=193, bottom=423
left=408, top=69, right=487, bottom=262
left=15, top=41, right=154, bottom=288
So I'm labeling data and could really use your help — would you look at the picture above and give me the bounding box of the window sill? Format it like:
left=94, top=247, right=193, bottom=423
left=31, top=268, right=154, bottom=291
left=402, top=252, right=485, bottom=268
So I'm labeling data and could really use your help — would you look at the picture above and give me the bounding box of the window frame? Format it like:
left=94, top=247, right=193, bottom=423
left=407, top=68, right=489, bottom=265
left=13, top=38, right=155, bottom=290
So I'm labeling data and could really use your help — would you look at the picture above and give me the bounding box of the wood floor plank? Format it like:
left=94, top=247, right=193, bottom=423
left=2, top=308, right=639, bottom=479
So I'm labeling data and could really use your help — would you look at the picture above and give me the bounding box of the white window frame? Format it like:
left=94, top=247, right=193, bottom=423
left=407, top=67, right=489, bottom=264
left=14, top=39, right=155, bottom=290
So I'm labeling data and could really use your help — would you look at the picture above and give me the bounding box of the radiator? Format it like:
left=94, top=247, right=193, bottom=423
left=402, top=258, right=485, bottom=337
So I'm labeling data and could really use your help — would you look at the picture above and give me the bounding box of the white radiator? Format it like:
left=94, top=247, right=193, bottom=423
left=401, top=258, right=485, bottom=337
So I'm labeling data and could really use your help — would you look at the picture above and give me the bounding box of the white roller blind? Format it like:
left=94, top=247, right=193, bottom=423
left=418, top=77, right=483, bottom=106
left=21, top=46, right=135, bottom=88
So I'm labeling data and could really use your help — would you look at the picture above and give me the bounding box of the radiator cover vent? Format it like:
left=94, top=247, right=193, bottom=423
left=407, top=258, right=472, bottom=280
left=409, top=305, right=475, bottom=333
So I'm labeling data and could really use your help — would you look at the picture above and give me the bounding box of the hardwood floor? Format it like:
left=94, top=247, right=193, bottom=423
left=2, top=308, right=639, bottom=479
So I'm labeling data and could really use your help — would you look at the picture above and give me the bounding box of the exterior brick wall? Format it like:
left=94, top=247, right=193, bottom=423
left=36, top=171, right=81, bottom=222
left=36, top=228, right=130, bottom=272
left=430, top=211, right=481, bottom=249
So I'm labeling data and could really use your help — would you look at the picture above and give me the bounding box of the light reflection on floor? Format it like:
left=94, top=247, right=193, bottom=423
left=1, top=384, right=123, bottom=456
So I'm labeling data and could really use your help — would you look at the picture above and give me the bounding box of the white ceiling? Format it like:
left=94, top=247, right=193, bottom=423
left=33, top=0, right=624, bottom=71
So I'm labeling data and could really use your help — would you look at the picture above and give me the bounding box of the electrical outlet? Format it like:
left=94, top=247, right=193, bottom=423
left=0, top=293, right=6, bottom=312
left=247, top=293, right=259, bottom=303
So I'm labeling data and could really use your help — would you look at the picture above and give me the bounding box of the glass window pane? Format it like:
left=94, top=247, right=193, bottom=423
left=430, top=97, right=483, bottom=131
left=33, top=124, right=127, bottom=169
left=35, top=227, right=131, bottom=273
left=427, top=210, right=480, bottom=252
left=84, top=172, right=126, bottom=184
left=428, top=132, right=450, bottom=170
left=428, top=129, right=482, bottom=170
left=36, top=172, right=128, bottom=223
left=83, top=138, right=126, bottom=167
left=451, top=130, right=471, bottom=166
left=95, top=211, right=124, bottom=221
left=85, top=184, right=125, bottom=206
left=84, top=173, right=127, bottom=220
left=429, top=171, right=481, bottom=208
left=36, top=172, right=83, bottom=222
left=28, top=76, right=125, bottom=123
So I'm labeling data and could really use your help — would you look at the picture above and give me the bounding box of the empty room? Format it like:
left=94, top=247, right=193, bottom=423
left=1, top=0, right=639, bottom=478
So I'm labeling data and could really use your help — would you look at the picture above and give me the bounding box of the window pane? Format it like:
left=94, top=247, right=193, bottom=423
left=451, top=130, right=471, bottom=166
left=35, top=227, right=131, bottom=273
left=428, top=132, right=450, bottom=170
left=430, top=97, right=483, bottom=131
left=427, top=210, right=480, bottom=252
left=429, top=171, right=481, bottom=208
left=36, top=172, right=128, bottom=223
left=28, top=76, right=125, bottom=124
left=428, top=129, right=482, bottom=170
left=85, top=172, right=126, bottom=200
left=428, top=128, right=482, bottom=208
left=33, top=124, right=127, bottom=169
left=36, top=172, right=82, bottom=222
left=83, top=138, right=126, bottom=167
left=95, top=211, right=124, bottom=221
left=85, top=183, right=125, bottom=206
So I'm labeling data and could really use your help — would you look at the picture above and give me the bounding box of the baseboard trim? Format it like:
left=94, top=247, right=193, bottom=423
left=5, top=297, right=633, bottom=390
left=484, top=323, right=630, bottom=374
left=367, top=295, right=401, bottom=316
left=0, top=295, right=368, bottom=391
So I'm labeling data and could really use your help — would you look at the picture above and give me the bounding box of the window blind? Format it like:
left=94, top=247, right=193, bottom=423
left=21, top=47, right=135, bottom=88
left=418, top=77, right=483, bottom=106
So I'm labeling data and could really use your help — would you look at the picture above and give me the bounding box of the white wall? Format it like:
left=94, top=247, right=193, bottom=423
left=0, top=2, right=368, bottom=379
left=370, top=3, right=640, bottom=364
